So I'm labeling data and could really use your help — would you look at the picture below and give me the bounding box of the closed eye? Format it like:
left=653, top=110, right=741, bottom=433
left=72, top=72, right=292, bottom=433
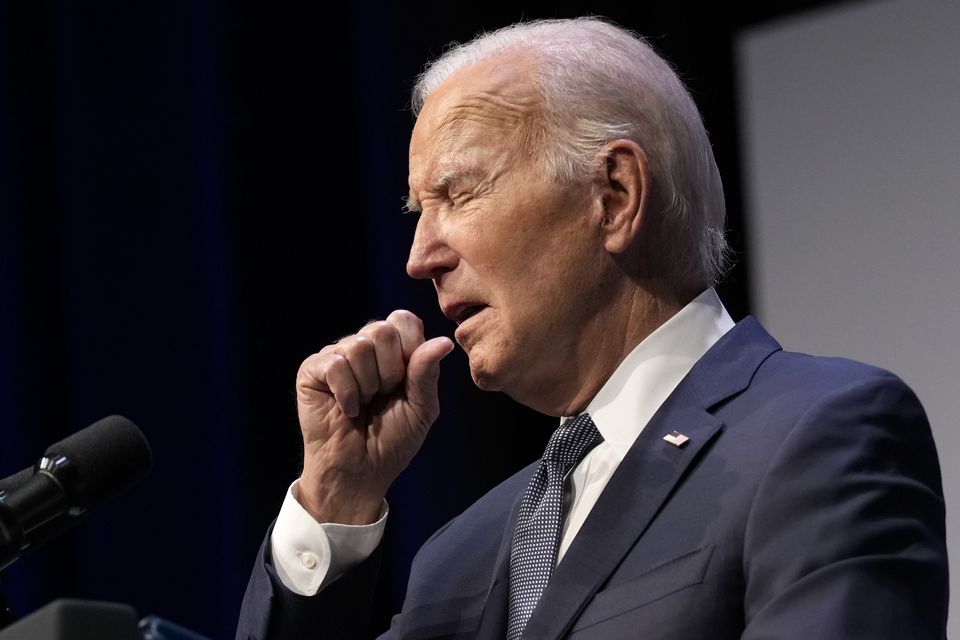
left=450, top=191, right=474, bottom=207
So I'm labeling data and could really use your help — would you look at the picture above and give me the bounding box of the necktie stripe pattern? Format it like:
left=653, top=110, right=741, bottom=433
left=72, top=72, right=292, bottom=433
left=506, top=413, right=602, bottom=640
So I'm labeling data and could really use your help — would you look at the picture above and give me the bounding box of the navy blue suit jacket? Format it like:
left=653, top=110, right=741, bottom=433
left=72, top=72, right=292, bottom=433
left=237, top=318, right=949, bottom=639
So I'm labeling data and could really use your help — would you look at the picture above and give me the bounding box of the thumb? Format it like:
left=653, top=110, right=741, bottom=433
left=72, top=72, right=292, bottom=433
left=405, top=336, right=454, bottom=408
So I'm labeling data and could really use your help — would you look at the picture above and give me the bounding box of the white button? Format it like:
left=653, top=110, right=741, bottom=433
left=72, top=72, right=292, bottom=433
left=299, top=552, right=318, bottom=570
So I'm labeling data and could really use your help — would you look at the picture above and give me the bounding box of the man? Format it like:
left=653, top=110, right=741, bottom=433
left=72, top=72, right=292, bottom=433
left=237, top=18, right=948, bottom=639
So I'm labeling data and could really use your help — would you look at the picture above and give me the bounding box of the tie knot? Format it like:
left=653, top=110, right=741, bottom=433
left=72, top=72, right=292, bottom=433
left=542, top=413, right=602, bottom=476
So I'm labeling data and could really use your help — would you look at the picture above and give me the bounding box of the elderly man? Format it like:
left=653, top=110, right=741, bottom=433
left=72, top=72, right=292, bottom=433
left=237, top=18, right=948, bottom=640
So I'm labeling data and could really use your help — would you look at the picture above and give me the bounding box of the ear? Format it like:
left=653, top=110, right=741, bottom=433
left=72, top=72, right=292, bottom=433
left=595, top=140, right=650, bottom=255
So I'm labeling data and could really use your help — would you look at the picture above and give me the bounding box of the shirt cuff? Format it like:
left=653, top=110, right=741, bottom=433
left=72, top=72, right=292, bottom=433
left=269, top=479, right=388, bottom=596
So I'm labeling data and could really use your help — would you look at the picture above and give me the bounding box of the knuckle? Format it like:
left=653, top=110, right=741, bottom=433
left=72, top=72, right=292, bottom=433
left=295, top=358, right=312, bottom=380
left=387, top=309, right=422, bottom=330
left=296, top=354, right=322, bottom=382
left=316, top=343, right=340, bottom=357
left=319, top=352, right=347, bottom=375
left=296, top=354, right=339, bottom=391
left=361, top=320, right=396, bottom=342
left=336, top=334, right=373, bottom=357
left=295, top=369, right=308, bottom=388
left=326, top=352, right=348, bottom=367
left=351, top=335, right=375, bottom=354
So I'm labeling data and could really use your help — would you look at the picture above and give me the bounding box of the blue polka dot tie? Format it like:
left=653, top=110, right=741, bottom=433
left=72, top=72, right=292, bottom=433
left=506, top=413, right=603, bottom=640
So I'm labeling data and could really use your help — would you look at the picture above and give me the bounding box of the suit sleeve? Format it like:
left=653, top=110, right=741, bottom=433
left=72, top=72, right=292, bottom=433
left=235, top=522, right=386, bottom=640
left=741, top=373, right=948, bottom=638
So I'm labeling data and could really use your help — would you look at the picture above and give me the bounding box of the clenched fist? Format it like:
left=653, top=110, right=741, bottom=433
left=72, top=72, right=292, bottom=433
left=295, top=309, right=454, bottom=525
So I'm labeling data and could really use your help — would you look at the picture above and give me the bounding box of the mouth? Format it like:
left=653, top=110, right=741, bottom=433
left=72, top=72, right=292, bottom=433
left=443, top=302, right=489, bottom=325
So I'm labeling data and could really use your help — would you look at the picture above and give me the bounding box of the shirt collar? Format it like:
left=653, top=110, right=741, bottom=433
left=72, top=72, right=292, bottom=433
left=575, top=288, right=735, bottom=456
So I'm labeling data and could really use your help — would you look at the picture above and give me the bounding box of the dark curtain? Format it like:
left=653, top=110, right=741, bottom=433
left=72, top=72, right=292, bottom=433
left=0, top=0, right=842, bottom=635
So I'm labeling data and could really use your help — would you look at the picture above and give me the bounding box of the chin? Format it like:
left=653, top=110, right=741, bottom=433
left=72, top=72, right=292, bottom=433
left=469, top=363, right=503, bottom=392
left=466, top=350, right=507, bottom=392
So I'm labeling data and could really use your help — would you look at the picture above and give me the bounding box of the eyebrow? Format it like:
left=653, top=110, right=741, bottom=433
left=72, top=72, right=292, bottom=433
left=402, top=193, right=421, bottom=214
left=405, top=166, right=486, bottom=214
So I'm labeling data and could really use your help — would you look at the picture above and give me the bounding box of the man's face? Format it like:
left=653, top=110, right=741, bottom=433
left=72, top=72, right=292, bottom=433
left=406, top=57, right=610, bottom=411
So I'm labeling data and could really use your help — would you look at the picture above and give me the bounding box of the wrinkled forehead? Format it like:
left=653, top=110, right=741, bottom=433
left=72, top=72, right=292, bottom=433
left=408, top=55, right=542, bottom=180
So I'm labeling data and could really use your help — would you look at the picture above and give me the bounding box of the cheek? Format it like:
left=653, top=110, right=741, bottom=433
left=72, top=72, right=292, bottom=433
left=482, top=240, right=598, bottom=338
left=494, top=293, right=562, bottom=356
left=529, top=240, right=599, bottom=298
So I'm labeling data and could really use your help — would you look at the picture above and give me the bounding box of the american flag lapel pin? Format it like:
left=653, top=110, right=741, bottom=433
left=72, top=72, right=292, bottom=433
left=662, top=430, right=690, bottom=448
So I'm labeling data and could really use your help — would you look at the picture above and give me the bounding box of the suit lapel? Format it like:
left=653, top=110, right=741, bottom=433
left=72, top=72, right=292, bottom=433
left=518, top=316, right=782, bottom=639
left=520, top=382, right=723, bottom=639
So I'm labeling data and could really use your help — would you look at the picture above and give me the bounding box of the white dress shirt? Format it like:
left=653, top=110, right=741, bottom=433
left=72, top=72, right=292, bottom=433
left=271, top=288, right=734, bottom=595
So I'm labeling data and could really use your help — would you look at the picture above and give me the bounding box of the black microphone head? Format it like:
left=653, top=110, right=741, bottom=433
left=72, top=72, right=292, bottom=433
left=43, top=415, right=153, bottom=510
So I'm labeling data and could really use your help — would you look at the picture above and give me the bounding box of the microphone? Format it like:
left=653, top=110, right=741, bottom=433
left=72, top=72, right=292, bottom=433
left=0, top=468, right=33, bottom=503
left=0, top=467, right=87, bottom=556
left=0, top=415, right=152, bottom=571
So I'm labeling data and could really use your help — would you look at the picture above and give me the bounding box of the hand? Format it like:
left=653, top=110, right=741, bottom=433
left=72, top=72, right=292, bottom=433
left=295, top=310, right=454, bottom=525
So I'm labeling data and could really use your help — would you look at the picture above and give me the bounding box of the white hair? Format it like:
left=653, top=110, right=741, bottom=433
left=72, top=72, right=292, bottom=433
left=412, top=17, right=730, bottom=289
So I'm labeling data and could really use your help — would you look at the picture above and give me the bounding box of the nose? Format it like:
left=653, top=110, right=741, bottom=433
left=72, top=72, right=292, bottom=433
left=406, top=212, right=458, bottom=281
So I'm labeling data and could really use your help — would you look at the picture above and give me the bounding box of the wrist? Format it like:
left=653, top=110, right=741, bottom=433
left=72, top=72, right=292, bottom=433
left=295, top=472, right=384, bottom=525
